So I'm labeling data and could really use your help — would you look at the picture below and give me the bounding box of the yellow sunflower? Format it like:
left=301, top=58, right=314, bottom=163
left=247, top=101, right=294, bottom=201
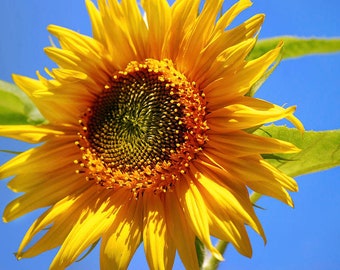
left=0, top=0, right=304, bottom=269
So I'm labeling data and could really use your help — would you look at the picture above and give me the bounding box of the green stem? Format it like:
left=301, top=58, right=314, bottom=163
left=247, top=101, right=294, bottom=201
left=249, top=192, right=262, bottom=205
left=201, top=192, right=262, bottom=270
left=201, top=241, right=228, bottom=270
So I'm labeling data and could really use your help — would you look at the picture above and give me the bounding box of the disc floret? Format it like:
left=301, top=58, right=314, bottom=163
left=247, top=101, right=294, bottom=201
left=75, top=59, right=208, bottom=197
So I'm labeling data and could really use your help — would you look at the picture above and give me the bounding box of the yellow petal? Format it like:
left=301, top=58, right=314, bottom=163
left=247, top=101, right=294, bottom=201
left=164, top=191, right=200, bottom=270
left=100, top=197, right=143, bottom=270
left=12, top=73, right=46, bottom=97
left=13, top=73, right=93, bottom=124
left=141, top=0, right=171, bottom=58
left=0, top=125, right=64, bottom=143
left=44, top=47, right=80, bottom=69
left=194, top=38, right=256, bottom=88
left=50, top=189, right=126, bottom=269
left=85, top=0, right=105, bottom=43
left=0, top=137, right=78, bottom=179
left=4, top=173, right=89, bottom=222
left=206, top=130, right=300, bottom=156
left=176, top=175, right=223, bottom=262
left=48, top=25, right=103, bottom=57
left=206, top=43, right=281, bottom=110
left=235, top=43, right=283, bottom=95
left=191, top=162, right=264, bottom=238
left=96, top=0, right=147, bottom=65
left=178, top=0, right=224, bottom=73
left=164, top=0, right=200, bottom=60
left=17, top=194, right=85, bottom=258
left=207, top=206, right=252, bottom=257
left=222, top=14, right=264, bottom=50
left=203, top=149, right=297, bottom=206
left=213, top=0, right=253, bottom=35
left=143, top=192, right=175, bottom=270
left=208, top=97, right=299, bottom=131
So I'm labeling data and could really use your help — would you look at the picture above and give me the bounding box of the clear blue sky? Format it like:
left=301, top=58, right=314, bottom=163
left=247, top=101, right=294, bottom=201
left=0, top=1, right=339, bottom=269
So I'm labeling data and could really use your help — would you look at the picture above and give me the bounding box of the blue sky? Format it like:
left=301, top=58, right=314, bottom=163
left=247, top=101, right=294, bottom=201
left=0, top=0, right=339, bottom=269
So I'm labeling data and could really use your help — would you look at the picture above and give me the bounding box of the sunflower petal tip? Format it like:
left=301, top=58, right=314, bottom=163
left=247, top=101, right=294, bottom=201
left=259, top=13, right=265, bottom=20
left=46, top=24, right=62, bottom=37
left=286, top=196, right=295, bottom=208
left=284, top=106, right=304, bottom=132
left=46, top=24, right=54, bottom=32
left=14, top=252, right=22, bottom=261
left=11, top=73, right=23, bottom=84
left=242, top=246, right=253, bottom=258
left=254, top=222, right=267, bottom=244
left=212, top=250, right=224, bottom=262
left=291, top=144, right=301, bottom=153
left=262, top=232, right=267, bottom=245
left=240, top=0, right=253, bottom=7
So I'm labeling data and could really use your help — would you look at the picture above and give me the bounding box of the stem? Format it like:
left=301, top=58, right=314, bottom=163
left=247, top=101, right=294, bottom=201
left=201, top=192, right=262, bottom=270
left=250, top=192, right=262, bottom=205
left=201, top=241, right=228, bottom=270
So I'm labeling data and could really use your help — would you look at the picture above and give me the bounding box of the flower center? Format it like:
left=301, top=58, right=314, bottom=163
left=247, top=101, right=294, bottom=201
left=76, top=59, right=208, bottom=197
left=86, top=65, right=185, bottom=171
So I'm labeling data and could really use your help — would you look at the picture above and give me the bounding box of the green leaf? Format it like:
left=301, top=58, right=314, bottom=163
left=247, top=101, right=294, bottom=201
left=249, top=37, right=340, bottom=60
left=0, top=80, right=45, bottom=125
left=255, top=126, right=340, bottom=177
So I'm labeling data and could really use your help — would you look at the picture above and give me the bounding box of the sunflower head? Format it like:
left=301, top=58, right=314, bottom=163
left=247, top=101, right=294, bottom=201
left=0, top=0, right=303, bottom=269
left=75, top=58, right=208, bottom=197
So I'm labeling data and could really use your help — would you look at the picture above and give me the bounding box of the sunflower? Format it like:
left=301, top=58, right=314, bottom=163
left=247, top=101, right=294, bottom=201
left=0, top=0, right=303, bottom=269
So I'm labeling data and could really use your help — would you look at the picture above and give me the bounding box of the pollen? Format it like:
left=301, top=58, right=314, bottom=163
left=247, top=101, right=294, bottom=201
left=76, top=59, right=208, bottom=197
